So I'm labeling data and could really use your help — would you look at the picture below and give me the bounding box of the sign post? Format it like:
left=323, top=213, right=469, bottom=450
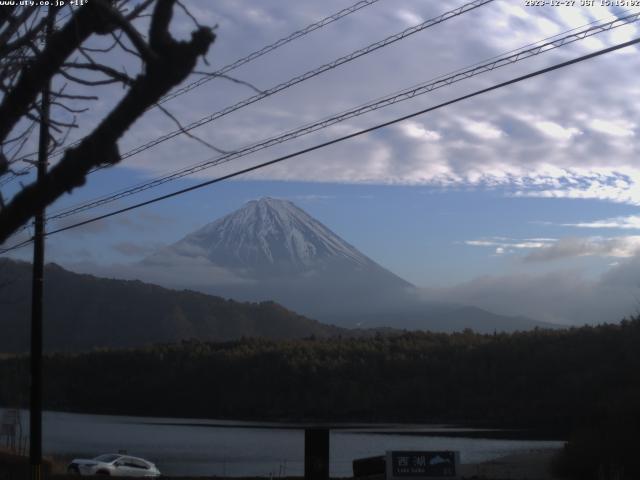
left=385, top=451, right=460, bottom=480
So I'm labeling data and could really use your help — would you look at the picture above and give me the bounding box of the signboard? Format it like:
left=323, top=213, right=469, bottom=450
left=386, top=451, right=459, bottom=479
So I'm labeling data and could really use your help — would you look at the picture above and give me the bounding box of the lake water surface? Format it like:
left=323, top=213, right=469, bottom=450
left=5, top=409, right=564, bottom=477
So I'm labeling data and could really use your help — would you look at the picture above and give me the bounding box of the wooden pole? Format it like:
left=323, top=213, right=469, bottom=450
left=304, top=428, right=330, bottom=480
left=30, top=8, right=54, bottom=480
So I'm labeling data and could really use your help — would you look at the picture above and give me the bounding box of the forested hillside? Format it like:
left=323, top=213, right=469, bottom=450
left=1, top=320, right=639, bottom=430
left=2, top=320, right=639, bottom=478
left=0, top=259, right=344, bottom=352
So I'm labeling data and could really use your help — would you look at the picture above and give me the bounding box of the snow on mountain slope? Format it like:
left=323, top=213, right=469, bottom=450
left=163, top=197, right=406, bottom=280
left=138, top=198, right=551, bottom=332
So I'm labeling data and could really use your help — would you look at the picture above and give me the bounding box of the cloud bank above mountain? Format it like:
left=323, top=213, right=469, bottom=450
left=99, top=1, right=640, bottom=206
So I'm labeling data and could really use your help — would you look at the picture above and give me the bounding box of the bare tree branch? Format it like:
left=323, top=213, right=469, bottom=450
left=63, top=61, right=135, bottom=85
left=193, top=70, right=264, bottom=94
left=51, top=91, right=99, bottom=101
left=0, top=152, right=7, bottom=177
left=156, top=103, right=229, bottom=154
left=0, top=15, right=48, bottom=58
left=177, top=0, right=202, bottom=29
left=125, top=0, right=156, bottom=21
left=79, top=36, right=120, bottom=53
left=0, top=7, right=15, bottom=30
left=51, top=101, right=90, bottom=114
left=0, top=0, right=215, bottom=243
left=0, top=7, right=37, bottom=52
left=7, top=124, right=37, bottom=163
left=59, top=68, right=122, bottom=86
left=92, top=0, right=157, bottom=62
left=0, top=3, right=109, bottom=143
left=110, top=30, right=142, bottom=59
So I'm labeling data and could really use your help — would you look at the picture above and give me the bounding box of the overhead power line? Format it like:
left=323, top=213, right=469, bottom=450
left=1, top=237, right=33, bottom=254
left=113, top=0, right=494, bottom=161
left=6, top=0, right=494, bottom=205
left=2, top=35, right=639, bottom=255
left=158, top=0, right=382, bottom=105
left=0, top=168, right=28, bottom=187
left=43, top=10, right=640, bottom=223
left=1, top=0, right=383, bottom=182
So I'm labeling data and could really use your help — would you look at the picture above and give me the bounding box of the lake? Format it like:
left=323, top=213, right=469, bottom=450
left=4, top=409, right=564, bottom=477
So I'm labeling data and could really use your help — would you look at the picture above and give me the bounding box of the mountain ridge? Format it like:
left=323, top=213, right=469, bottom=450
left=0, top=258, right=346, bottom=353
left=146, top=197, right=412, bottom=289
left=138, top=197, right=556, bottom=332
left=170, top=197, right=379, bottom=271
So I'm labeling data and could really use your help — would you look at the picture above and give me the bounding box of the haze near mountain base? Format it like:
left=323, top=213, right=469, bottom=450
left=140, top=197, right=551, bottom=332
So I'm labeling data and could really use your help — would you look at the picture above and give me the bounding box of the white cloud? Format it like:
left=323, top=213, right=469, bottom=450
left=525, top=236, right=640, bottom=262
left=33, top=0, right=640, bottom=208
left=466, top=234, right=640, bottom=261
left=514, top=169, right=640, bottom=205
left=554, top=6, right=592, bottom=30
left=532, top=120, right=582, bottom=141
left=588, top=118, right=635, bottom=137
left=609, top=22, right=639, bottom=46
left=422, top=264, right=640, bottom=325
left=499, top=4, right=528, bottom=20
left=563, top=214, right=640, bottom=230
left=69, top=254, right=254, bottom=290
left=395, top=9, right=422, bottom=27
left=465, top=237, right=555, bottom=250
left=400, top=122, right=441, bottom=141
left=460, top=119, right=504, bottom=140
left=11, top=1, right=640, bottom=332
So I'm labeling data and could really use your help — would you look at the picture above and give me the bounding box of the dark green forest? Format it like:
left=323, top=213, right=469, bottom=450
left=1, top=320, right=639, bottom=428
left=2, top=320, right=640, bottom=478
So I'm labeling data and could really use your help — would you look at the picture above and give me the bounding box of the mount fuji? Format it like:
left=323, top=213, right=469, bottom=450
left=161, top=197, right=410, bottom=282
left=141, top=198, right=553, bottom=332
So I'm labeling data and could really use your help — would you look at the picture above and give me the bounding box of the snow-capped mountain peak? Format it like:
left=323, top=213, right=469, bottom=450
left=138, top=198, right=546, bottom=332
left=167, top=197, right=378, bottom=274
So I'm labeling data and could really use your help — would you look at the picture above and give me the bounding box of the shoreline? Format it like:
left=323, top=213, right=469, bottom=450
left=461, top=448, right=562, bottom=480
left=4, top=448, right=565, bottom=480
left=1, top=406, right=566, bottom=440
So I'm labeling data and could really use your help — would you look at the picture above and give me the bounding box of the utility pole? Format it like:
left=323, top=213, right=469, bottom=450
left=30, top=7, right=54, bottom=480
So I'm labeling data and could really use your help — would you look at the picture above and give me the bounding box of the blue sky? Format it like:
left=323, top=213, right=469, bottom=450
left=3, top=0, right=640, bottom=324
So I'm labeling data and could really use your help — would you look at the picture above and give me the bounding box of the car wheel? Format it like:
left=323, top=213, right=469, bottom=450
left=67, top=466, right=80, bottom=475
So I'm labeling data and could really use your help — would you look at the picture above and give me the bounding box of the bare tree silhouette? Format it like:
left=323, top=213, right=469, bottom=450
left=0, top=0, right=216, bottom=244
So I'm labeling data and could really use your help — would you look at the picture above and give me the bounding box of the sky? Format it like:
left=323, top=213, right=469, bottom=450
left=3, top=0, right=640, bottom=325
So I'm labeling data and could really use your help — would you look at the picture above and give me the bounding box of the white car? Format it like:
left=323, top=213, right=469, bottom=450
left=67, top=454, right=161, bottom=477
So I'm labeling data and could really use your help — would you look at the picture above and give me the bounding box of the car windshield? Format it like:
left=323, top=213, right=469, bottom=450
left=93, top=454, right=121, bottom=463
